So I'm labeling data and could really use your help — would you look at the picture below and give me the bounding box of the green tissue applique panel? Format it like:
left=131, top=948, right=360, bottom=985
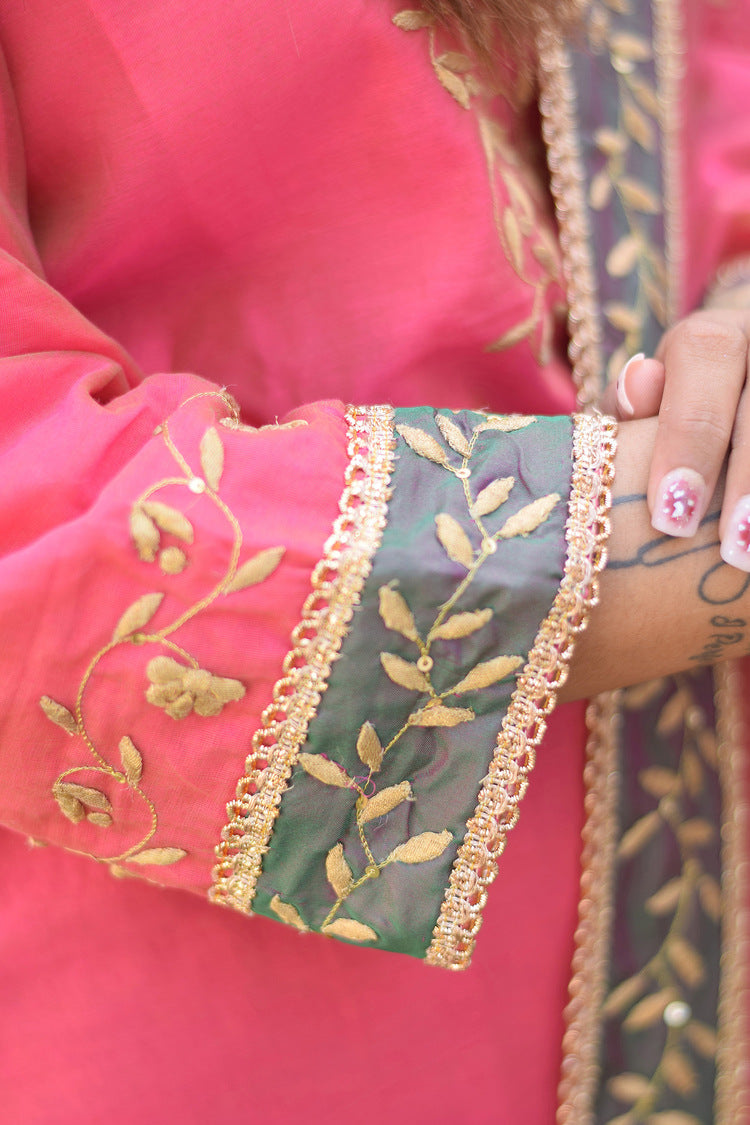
left=254, top=407, right=575, bottom=958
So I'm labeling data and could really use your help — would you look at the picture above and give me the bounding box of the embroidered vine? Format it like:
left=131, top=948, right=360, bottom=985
left=271, top=412, right=560, bottom=943
left=42, top=391, right=301, bottom=873
left=601, top=675, right=721, bottom=1122
left=393, top=9, right=565, bottom=366
left=584, top=3, right=668, bottom=381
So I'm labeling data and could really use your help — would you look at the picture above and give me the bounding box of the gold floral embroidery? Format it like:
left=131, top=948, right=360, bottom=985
left=394, top=9, right=565, bottom=367
left=427, top=412, right=617, bottom=969
left=43, top=391, right=290, bottom=871
left=210, top=406, right=396, bottom=914
left=269, top=410, right=564, bottom=945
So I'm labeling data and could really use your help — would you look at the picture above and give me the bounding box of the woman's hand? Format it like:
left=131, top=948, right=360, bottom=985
left=600, top=307, right=750, bottom=570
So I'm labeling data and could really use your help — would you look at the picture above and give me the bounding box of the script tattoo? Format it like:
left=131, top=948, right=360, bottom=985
left=608, top=492, right=749, bottom=664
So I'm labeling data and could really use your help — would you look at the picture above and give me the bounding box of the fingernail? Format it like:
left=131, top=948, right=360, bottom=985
left=651, top=468, right=705, bottom=537
left=616, top=352, right=644, bottom=418
left=721, top=496, right=750, bottom=572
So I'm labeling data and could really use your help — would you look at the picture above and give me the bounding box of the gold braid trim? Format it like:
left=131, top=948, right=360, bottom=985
left=210, top=406, right=396, bottom=913
left=537, top=26, right=605, bottom=409
left=426, top=412, right=617, bottom=969
left=556, top=690, right=621, bottom=1124
left=715, top=660, right=750, bottom=1123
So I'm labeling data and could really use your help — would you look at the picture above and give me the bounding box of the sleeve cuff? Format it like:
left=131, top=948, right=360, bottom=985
left=212, top=407, right=617, bottom=968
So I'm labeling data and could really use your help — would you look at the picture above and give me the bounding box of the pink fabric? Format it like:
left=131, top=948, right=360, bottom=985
left=0, top=0, right=746, bottom=1121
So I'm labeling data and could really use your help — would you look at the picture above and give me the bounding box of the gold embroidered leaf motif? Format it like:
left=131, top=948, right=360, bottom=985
left=661, top=1049, right=698, bottom=1097
left=622, top=678, right=666, bottom=709
left=435, top=513, right=474, bottom=568
left=378, top=586, right=419, bottom=642
left=126, top=847, right=187, bottom=866
left=487, top=315, right=536, bottom=352
left=682, top=747, right=703, bottom=797
left=269, top=894, right=309, bottom=932
left=225, top=546, right=285, bottom=594
left=601, top=972, right=647, bottom=1017
left=87, top=812, right=112, bottom=828
left=392, top=9, right=434, bottom=30
left=645, top=877, right=683, bottom=916
left=356, top=722, right=384, bottom=773
left=119, top=736, right=143, bottom=787
left=594, top=127, right=628, bottom=156
left=623, top=99, right=655, bottom=152
left=698, top=875, right=722, bottom=922
left=431, top=608, right=493, bottom=641
left=297, top=753, right=353, bottom=789
left=618, top=177, right=660, bottom=214
left=359, top=781, right=413, bottom=825
left=647, top=1114, right=702, bottom=1125
left=436, top=51, right=472, bottom=73
left=606, top=235, right=640, bottom=278
left=677, top=818, right=715, bottom=848
left=380, top=653, right=430, bottom=693
left=697, top=726, right=718, bottom=766
left=141, top=501, right=194, bottom=543
left=639, top=766, right=679, bottom=798
left=502, top=208, right=523, bottom=272
left=451, top=655, right=522, bottom=695
left=617, top=809, right=661, bottom=859
left=685, top=1020, right=718, bottom=1058
left=477, top=414, right=535, bottom=433
left=656, top=689, right=689, bottom=735
left=130, top=505, right=160, bottom=562
left=321, top=918, right=378, bottom=942
left=199, top=426, right=224, bottom=490
left=626, top=73, right=661, bottom=117
left=434, top=64, right=470, bottom=110
left=60, top=783, right=112, bottom=812
left=325, top=843, right=353, bottom=898
left=589, top=170, right=613, bottom=211
left=40, top=695, right=78, bottom=736
left=499, top=494, right=559, bottom=539
left=159, top=547, right=187, bottom=575
left=471, top=477, right=515, bottom=518
left=436, top=414, right=471, bottom=457
left=113, top=592, right=164, bottom=641
left=607, top=1073, right=652, bottom=1104
left=604, top=302, right=642, bottom=334
left=408, top=705, right=475, bottom=727
left=55, top=791, right=85, bottom=823
left=388, top=830, right=452, bottom=865
left=395, top=424, right=450, bottom=468
left=667, top=936, right=705, bottom=987
left=623, top=987, right=677, bottom=1031
left=610, top=30, right=652, bottom=61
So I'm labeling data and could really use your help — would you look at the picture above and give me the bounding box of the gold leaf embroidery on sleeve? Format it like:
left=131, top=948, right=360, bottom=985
left=43, top=391, right=287, bottom=871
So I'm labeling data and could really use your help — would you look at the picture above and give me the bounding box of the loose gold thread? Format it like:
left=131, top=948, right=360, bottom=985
left=556, top=690, right=621, bottom=1125
left=653, top=0, right=686, bottom=324
left=537, top=26, right=605, bottom=409
left=210, top=406, right=396, bottom=914
left=425, top=412, right=617, bottom=969
left=715, top=660, right=750, bottom=1124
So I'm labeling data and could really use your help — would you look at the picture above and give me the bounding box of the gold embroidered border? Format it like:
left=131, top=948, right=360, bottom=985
left=653, top=0, right=686, bottom=324
left=210, top=405, right=396, bottom=913
left=537, top=25, right=605, bottom=409
left=425, top=412, right=617, bottom=969
left=556, top=690, right=621, bottom=1125
left=715, top=660, right=750, bottom=1123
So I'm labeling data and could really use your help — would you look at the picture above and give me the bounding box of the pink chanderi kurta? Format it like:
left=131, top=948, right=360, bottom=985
left=0, top=1, right=748, bottom=1122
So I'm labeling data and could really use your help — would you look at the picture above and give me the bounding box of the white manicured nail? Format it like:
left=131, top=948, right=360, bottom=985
left=651, top=468, right=705, bottom=538
left=721, top=496, right=750, bottom=572
left=615, top=353, right=644, bottom=417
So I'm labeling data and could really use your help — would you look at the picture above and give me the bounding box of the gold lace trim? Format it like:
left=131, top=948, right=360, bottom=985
left=557, top=690, right=621, bottom=1124
left=537, top=26, right=605, bottom=409
left=425, top=412, right=617, bottom=969
left=654, top=0, right=685, bottom=324
left=210, top=405, right=396, bottom=913
left=715, top=661, right=750, bottom=1123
